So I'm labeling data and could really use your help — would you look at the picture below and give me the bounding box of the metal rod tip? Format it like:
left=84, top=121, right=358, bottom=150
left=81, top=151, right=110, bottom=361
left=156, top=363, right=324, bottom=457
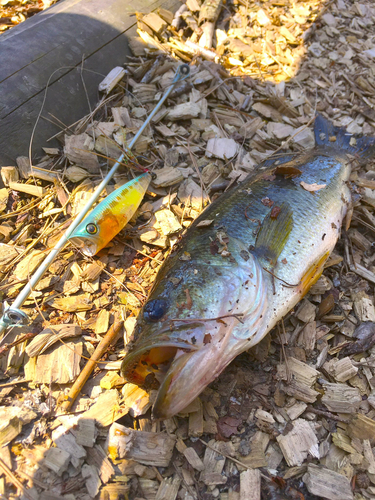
left=179, top=64, right=190, bottom=76
left=2, top=308, right=30, bottom=327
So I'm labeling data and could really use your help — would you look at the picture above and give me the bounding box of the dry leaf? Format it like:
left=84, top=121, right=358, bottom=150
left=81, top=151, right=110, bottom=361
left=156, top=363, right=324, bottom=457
left=300, top=181, right=326, bottom=192
left=196, top=220, right=214, bottom=227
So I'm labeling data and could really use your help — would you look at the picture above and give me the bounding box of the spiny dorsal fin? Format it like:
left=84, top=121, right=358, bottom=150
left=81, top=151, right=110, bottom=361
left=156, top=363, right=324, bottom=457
left=254, top=202, right=293, bottom=267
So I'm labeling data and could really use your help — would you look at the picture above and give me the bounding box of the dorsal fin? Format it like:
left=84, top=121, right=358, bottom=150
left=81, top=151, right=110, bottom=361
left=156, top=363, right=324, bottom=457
left=314, top=114, right=375, bottom=159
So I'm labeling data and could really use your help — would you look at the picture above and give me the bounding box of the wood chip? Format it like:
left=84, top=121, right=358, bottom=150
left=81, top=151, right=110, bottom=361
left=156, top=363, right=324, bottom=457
left=107, top=422, right=176, bottom=466
left=64, top=133, right=100, bottom=172
left=303, top=464, right=353, bottom=500
left=26, top=324, right=82, bottom=357
left=31, top=339, right=82, bottom=384
left=155, top=475, right=181, bottom=500
left=347, top=413, right=375, bottom=441
left=323, top=357, right=358, bottom=383
left=13, top=250, right=45, bottom=280
left=43, top=447, right=71, bottom=476
left=5, top=0, right=375, bottom=496
left=240, top=469, right=261, bottom=500
left=51, top=425, right=86, bottom=467
left=152, top=167, right=184, bottom=188
left=98, top=67, right=126, bottom=94
left=49, top=294, right=92, bottom=312
left=206, top=137, right=239, bottom=159
left=277, top=419, right=319, bottom=467
left=86, top=445, right=115, bottom=484
left=183, top=447, right=205, bottom=471
left=80, top=390, right=121, bottom=427
left=8, top=181, right=45, bottom=197
left=168, top=102, right=201, bottom=121
left=141, top=12, right=168, bottom=35
left=1, top=166, right=19, bottom=187
left=321, top=382, right=362, bottom=413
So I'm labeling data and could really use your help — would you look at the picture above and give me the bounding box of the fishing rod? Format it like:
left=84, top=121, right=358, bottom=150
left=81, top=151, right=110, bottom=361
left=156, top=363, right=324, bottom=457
left=0, top=63, right=190, bottom=335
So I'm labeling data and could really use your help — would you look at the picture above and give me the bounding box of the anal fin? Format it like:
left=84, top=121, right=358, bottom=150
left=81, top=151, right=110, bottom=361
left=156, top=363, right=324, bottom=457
left=298, top=250, right=331, bottom=298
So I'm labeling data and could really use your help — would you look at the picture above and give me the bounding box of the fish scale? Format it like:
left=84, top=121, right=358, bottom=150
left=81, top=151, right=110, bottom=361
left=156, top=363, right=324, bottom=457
left=121, top=116, right=375, bottom=419
left=181, top=150, right=347, bottom=275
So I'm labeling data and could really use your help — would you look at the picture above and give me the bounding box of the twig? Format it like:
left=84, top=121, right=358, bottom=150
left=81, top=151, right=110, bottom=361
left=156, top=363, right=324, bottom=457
left=0, top=197, right=42, bottom=220
left=72, top=140, right=149, bottom=173
left=120, top=240, right=164, bottom=264
left=47, top=112, right=76, bottom=134
left=60, top=319, right=124, bottom=412
left=70, top=244, right=148, bottom=299
left=29, top=65, right=80, bottom=169
left=173, top=463, right=200, bottom=500
left=0, top=331, right=37, bottom=357
left=0, top=456, right=35, bottom=500
left=46, top=93, right=119, bottom=142
left=6, top=205, right=61, bottom=270
left=198, top=76, right=246, bottom=102
left=16, top=469, right=48, bottom=490
left=306, top=405, right=350, bottom=423
left=0, top=379, right=31, bottom=388
left=80, top=56, right=95, bottom=142
left=278, top=320, right=291, bottom=383
left=267, top=115, right=317, bottom=159
left=186, top=140, right=211, bottom=205
left=198, top=439, right=272, bottom=481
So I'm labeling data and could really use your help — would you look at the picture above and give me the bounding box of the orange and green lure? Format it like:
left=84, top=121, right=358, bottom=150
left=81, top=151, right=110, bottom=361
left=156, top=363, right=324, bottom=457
left=69, top=173, right=151, bottom=256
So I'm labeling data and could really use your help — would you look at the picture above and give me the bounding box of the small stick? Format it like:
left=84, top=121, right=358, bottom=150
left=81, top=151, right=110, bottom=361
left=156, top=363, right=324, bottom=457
left=60, top=320, right=123, bottom=412
left=198, top=439, right=272, bottom=482
left=173, top=463, right=199, bottom=500
left=176, top=138, right=211, bottom=208
left=121, top=240, right=164, bottom=264
left=306, top=405, right=349, bottom=423
left=0, top=379, right=31, bottom=388
left=0, top=456, right=35, bottom=500
left=0, top=331, right=37, bottom=356
left=278, top=320, right=291, bottom=383
left=269, top=115, right=316, bottom=159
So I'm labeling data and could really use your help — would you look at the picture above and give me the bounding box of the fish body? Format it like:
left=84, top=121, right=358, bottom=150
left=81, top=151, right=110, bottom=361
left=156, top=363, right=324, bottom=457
left=121, top=116, right=375, bottom=419
left=69, top=173, right=151, bottom=256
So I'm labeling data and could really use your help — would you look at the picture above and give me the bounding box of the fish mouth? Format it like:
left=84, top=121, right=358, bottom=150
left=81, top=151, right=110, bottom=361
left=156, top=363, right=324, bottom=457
left=121, top=330, right=202, bottom=387
left=121, top=318, right=240, bottom=419
left=69, top=237, right=97, bottom=257
left=152, top=349, right=212, bottom=419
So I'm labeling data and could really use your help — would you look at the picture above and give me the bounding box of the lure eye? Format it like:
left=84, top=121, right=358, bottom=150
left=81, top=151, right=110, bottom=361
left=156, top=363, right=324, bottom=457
left=144, top=299, right=167, bottom=322
left=86, top=223, right=98, bottom=235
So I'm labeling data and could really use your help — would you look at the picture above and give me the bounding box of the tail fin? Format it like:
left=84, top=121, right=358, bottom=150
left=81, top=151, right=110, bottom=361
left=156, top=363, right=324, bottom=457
left=314, top=114, right=375, bottom=159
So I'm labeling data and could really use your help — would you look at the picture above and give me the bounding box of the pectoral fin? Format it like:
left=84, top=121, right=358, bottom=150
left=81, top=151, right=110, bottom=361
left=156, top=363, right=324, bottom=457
left=254, top=202, right=294, bottom=267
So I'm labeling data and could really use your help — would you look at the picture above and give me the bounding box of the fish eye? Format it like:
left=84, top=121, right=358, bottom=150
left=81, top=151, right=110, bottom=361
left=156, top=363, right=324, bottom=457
left=86, top=223, right=98, bottom=235
left=144, top=299, right=167, bottom=322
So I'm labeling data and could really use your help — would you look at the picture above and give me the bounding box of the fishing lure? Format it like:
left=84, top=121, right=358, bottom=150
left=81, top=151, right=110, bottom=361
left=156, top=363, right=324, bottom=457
left=69, top=173, right=151, bottom=256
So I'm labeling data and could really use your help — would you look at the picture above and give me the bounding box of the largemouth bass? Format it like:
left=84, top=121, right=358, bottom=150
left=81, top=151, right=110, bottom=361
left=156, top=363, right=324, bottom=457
left=121, top=115, right=375, bottom=419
